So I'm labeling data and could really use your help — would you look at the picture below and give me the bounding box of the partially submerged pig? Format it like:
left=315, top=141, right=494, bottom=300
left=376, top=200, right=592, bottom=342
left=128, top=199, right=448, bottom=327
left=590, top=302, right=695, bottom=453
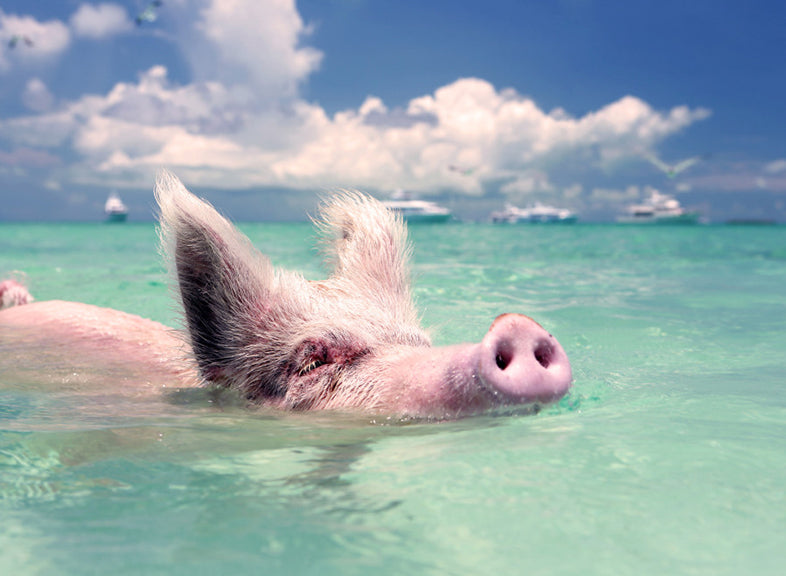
left=0, top=277, right=33, bottom=308
left=0, top=172, right=571, bottom=418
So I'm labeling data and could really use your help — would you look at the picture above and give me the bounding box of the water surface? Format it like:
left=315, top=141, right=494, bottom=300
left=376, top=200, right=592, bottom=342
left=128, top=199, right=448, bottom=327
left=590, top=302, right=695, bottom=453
left=1, top=221, right=785, bottom=575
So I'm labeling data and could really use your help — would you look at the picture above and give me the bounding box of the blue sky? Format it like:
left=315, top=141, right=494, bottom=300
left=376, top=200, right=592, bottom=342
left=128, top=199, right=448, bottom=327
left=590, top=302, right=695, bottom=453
left=1, top=0, right=785, bottom=221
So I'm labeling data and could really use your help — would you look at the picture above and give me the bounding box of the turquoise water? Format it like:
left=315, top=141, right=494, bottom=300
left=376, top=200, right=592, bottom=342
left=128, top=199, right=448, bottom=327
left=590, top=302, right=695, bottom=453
left=1, top=221, right=785, bottom=575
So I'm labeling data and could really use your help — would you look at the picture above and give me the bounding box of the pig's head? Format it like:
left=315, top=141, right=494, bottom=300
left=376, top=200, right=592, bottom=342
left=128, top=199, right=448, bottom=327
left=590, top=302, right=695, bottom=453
left=156, top=171, right=572, bottom=419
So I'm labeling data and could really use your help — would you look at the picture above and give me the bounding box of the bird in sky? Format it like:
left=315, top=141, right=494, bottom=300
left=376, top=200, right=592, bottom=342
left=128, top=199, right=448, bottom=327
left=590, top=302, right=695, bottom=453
left=135, top=1, right=163, bottom=27
left=8, top=35, right=34, bottom=49
left=643, top=152, right=704, bottom=178
left=448, top=164, right=475, bottom=176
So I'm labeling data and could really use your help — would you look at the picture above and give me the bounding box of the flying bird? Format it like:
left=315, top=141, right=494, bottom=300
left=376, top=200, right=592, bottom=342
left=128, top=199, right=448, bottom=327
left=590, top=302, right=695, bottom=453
left=448, top=164, right=475, bottom=176
left=8, top=35, right=34, bottom=49
left=135, top=1, right=163, bottom=26
left=643, top=152, right=705, bottom=178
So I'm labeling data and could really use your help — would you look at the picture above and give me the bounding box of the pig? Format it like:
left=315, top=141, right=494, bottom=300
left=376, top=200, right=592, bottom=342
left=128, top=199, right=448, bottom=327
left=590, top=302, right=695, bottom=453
left=0, top=172, right=571, bottom=419
left=0, top=278, right=33, bottom=308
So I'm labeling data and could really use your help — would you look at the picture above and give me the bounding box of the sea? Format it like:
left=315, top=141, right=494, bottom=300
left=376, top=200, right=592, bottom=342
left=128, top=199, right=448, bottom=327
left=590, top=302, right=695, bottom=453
left=1, top=219, right=785, bottom=575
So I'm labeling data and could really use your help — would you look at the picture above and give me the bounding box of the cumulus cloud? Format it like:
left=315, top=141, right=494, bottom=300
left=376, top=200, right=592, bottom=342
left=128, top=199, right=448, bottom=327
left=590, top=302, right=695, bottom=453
left=764, top=159, right=786, bottom=174
left=266, top=79, right=710, bottom=193
left=70, top=3, right=133, bottom=39
left=591, top=185, right=642, bottom=204
left=175, top=0, right=322, bottom=101
left=0, top=0, right=711, bottom=196
left=93, top=65, right=246, bottom=133
left=22, top=77, right=55, bottom=112
left=499, top=172, right=554, bottom=197
left=0, top=109, right=80, bottom=148
left=0, top=9, right=71, bottom=71
left=0, top=69, right=713, bottom=192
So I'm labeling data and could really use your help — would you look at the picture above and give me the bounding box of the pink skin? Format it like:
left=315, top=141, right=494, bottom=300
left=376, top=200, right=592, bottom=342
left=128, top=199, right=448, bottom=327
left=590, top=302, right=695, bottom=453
left=0, top=303, right=570, bottom=419
left=378, top=314, right=571, bottom=418
left=0, top=279, right=33, bottom=308
left=0, top=173, right=572, bottom=419
left=0, top=300, right=197, bottom=393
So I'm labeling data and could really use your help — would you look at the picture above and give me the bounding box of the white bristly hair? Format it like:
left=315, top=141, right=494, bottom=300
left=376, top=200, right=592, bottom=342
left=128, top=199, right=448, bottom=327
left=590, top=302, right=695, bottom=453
left=155, top=171, right=430, bottom=408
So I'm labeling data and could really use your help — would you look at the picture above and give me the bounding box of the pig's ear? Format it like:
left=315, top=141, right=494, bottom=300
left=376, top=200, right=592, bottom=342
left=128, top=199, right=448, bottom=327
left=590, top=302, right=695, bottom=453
left=317, top=191, right=416, bottom=315
left=155, top=171, right=276, bottom=385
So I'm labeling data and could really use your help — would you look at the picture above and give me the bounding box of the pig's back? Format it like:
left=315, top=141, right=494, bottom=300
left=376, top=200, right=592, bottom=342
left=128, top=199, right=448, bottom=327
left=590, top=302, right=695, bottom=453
left=0, top=300, right=198, bottom=393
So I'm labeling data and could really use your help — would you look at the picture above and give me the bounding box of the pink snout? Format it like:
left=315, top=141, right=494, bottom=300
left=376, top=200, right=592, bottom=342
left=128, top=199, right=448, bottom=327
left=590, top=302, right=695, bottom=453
left=478, top=313, right=572, bottom=403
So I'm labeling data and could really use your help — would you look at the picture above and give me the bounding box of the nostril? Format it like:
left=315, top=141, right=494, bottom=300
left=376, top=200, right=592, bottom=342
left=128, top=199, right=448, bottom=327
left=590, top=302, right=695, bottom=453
left=481, top=315, right=572, bottom=401
left=534, top=340, right=553, bottom=369
left=494, top=342, right=513, bottom=371
left=494, top=339, right=554, bottom=371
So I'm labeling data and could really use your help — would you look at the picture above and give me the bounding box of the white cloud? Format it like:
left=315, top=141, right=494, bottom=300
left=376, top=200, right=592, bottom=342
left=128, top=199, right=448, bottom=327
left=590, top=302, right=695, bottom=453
left=92, top=65, right=246, bottom=133
left=0, top=9, right=71, bottom=71
left=22, top=77, right=55, bottom=112
left=0, top=110, right=78, bottom=148
left=499, top=172, right=554, bottom=197
left=43, top=177, right=62, bottom=190
left=590, top=185, right=641, bottom=204
left=0, top=0, right=712, bottom=196
left=70, top=3, right=133, bottom=39
left=176, top=0, right=322, bottom=101
left=764, top=159, right=786, bottom=174
left=0, top=3, right=133, bottom=73
left=0, top=69, right=713, bottom=193
left=265, top=79, right=710, bottom=193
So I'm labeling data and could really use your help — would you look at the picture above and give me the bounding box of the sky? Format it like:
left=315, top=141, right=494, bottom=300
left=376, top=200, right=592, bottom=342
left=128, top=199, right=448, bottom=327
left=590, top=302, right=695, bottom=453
left=1, top=0, right=785, bottom=222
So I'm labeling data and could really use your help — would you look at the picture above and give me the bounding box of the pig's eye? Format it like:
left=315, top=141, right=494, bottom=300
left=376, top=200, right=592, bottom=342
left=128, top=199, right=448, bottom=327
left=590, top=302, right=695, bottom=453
left=296, top=341, right=330, bottom=376
left=298, top=357, right=326, bottom=376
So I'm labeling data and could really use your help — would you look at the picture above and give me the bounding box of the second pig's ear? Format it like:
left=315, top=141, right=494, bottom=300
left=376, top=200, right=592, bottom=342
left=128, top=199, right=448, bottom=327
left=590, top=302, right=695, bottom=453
left=316, top=191, right=420, bottom=325
left=155, top=171, right=278, bottom=385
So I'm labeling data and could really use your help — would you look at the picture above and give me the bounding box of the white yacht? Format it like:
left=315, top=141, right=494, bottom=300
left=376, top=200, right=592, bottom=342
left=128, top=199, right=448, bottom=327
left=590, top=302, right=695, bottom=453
left=104, top=192, right=128, bottom=223
left=617, top=190, right=699, bottom=224
left=491, top=202, right=577, bottom=224
left=382, top=190, right=452, bottom=223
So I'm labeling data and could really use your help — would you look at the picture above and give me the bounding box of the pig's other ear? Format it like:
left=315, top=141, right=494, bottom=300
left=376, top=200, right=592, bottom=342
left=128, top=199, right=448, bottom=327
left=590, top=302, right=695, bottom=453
left=155, top=171, right=275, bottom=384
left=317, top=191, right=416, bottom=312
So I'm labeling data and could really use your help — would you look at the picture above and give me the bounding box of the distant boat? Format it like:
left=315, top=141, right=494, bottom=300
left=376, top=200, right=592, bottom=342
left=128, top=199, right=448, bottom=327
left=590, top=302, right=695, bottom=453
left=491, top=202, right=577, bottom=224
left=617, top=190, right=699, bottom=224
left=104, top=192, right=128, bottom=223
left=382, top=190, right=452, bottom=223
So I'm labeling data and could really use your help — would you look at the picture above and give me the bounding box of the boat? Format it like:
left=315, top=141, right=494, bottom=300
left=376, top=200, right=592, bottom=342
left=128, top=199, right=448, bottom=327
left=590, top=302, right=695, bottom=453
left=490, top=202, right=577, bottom=224
left=382, top=190, right=452, bottom=223
left=617, top=190, right=699, bottom=224
left=104, top=192, right=128, bottom=223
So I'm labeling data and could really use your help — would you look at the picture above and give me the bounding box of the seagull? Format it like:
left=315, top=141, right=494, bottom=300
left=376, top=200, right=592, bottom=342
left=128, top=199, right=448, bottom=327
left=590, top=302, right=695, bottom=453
left=8, top=35, right=34, bottom=49
left=135, top=1, right=163, bottom=26
left=448, top=164, right=475, bottom=176
left=643, top=152, right=704, bottom=178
